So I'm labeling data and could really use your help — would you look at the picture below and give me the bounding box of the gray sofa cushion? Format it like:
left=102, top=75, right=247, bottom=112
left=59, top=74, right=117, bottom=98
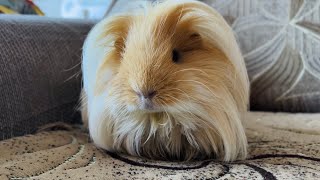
left=0, top=15, right=94, bottom=140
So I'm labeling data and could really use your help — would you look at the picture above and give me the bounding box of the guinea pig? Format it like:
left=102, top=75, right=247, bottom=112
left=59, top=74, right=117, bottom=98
left=81, top=0, right=249, bottom=162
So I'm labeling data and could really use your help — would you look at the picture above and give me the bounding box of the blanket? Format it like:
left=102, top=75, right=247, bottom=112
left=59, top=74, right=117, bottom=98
left=0, top=112, right=319, bottom=179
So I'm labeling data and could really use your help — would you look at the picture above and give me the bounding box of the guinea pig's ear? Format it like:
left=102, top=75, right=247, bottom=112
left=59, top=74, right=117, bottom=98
left=113, top=35, right=127, bottom=58
left=174, top=32, right=203, bottom=52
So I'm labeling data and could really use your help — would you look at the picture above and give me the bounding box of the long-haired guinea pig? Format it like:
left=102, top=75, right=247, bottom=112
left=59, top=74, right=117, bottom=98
left=81, top=0, right=249, bottom=162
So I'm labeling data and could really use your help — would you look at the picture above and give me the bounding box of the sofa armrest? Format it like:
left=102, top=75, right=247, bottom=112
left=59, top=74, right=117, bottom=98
left=0, top=15, right=95, bottom=140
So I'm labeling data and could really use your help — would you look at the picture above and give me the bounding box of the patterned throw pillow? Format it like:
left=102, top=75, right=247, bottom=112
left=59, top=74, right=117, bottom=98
left=108, top=0, right=320, bottom=112
left=202, top=0, right=320, bottom=112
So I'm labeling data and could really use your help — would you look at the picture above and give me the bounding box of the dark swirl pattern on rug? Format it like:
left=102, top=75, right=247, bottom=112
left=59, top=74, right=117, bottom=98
left=0, top=112, right=319, bottom=179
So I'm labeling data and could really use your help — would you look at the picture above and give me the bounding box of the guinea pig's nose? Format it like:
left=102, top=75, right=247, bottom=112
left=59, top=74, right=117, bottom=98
left=136, top=90, right=157, bottom=99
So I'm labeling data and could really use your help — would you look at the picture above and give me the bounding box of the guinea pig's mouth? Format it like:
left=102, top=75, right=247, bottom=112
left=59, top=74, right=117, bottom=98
left=135, top=97, right=164, bottom=113
left=137, top=104, right=163, bottom=113
left=138, top=108, right=163, bottom=113
left=127, top=104, right=163, bottom=113
left=127, top=103, right=164, bottom=114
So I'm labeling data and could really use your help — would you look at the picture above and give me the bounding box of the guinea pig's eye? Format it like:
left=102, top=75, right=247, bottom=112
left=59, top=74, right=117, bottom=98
left=172, top=49, right=180, bottom=63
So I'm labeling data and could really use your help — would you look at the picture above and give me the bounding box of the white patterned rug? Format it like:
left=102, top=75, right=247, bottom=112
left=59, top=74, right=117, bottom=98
left=0, top=112, right=319, bottom=179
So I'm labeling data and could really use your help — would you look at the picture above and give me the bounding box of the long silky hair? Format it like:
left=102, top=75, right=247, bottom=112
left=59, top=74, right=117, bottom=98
left=81, top=0, right=249, bottom=161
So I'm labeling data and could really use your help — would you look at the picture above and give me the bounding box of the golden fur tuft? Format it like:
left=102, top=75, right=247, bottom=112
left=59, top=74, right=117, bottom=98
left=81, top=0, right=249, bottom=161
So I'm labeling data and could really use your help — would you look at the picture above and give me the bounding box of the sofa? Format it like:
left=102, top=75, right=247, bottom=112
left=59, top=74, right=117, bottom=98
left=0, top=0, right=320, bottom=179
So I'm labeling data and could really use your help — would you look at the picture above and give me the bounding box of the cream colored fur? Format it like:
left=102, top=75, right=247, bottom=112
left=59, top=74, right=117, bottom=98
left=81, top=0, right=249, bottom=161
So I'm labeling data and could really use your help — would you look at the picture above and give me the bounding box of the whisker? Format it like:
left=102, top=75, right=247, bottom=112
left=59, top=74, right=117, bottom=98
left=157, top=99, right=172, bottom=126
left=160, top=93, right=217, bottom=131
left=162, top=94, right=199, bottom=121
left=173, top=79, right=218, bottom=99
left=63, top=62, right=82, bottom=72
left=171, top=68, right=210, bottom=77
left=64, top=71, right=81, bottom=83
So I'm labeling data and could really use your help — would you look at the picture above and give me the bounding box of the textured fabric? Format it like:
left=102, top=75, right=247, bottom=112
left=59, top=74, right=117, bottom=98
left=201, top=0, right=320, bottom=112
left=0, top=15, right=95, bottom=140
left=0, top=112, right=319, bottom=179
